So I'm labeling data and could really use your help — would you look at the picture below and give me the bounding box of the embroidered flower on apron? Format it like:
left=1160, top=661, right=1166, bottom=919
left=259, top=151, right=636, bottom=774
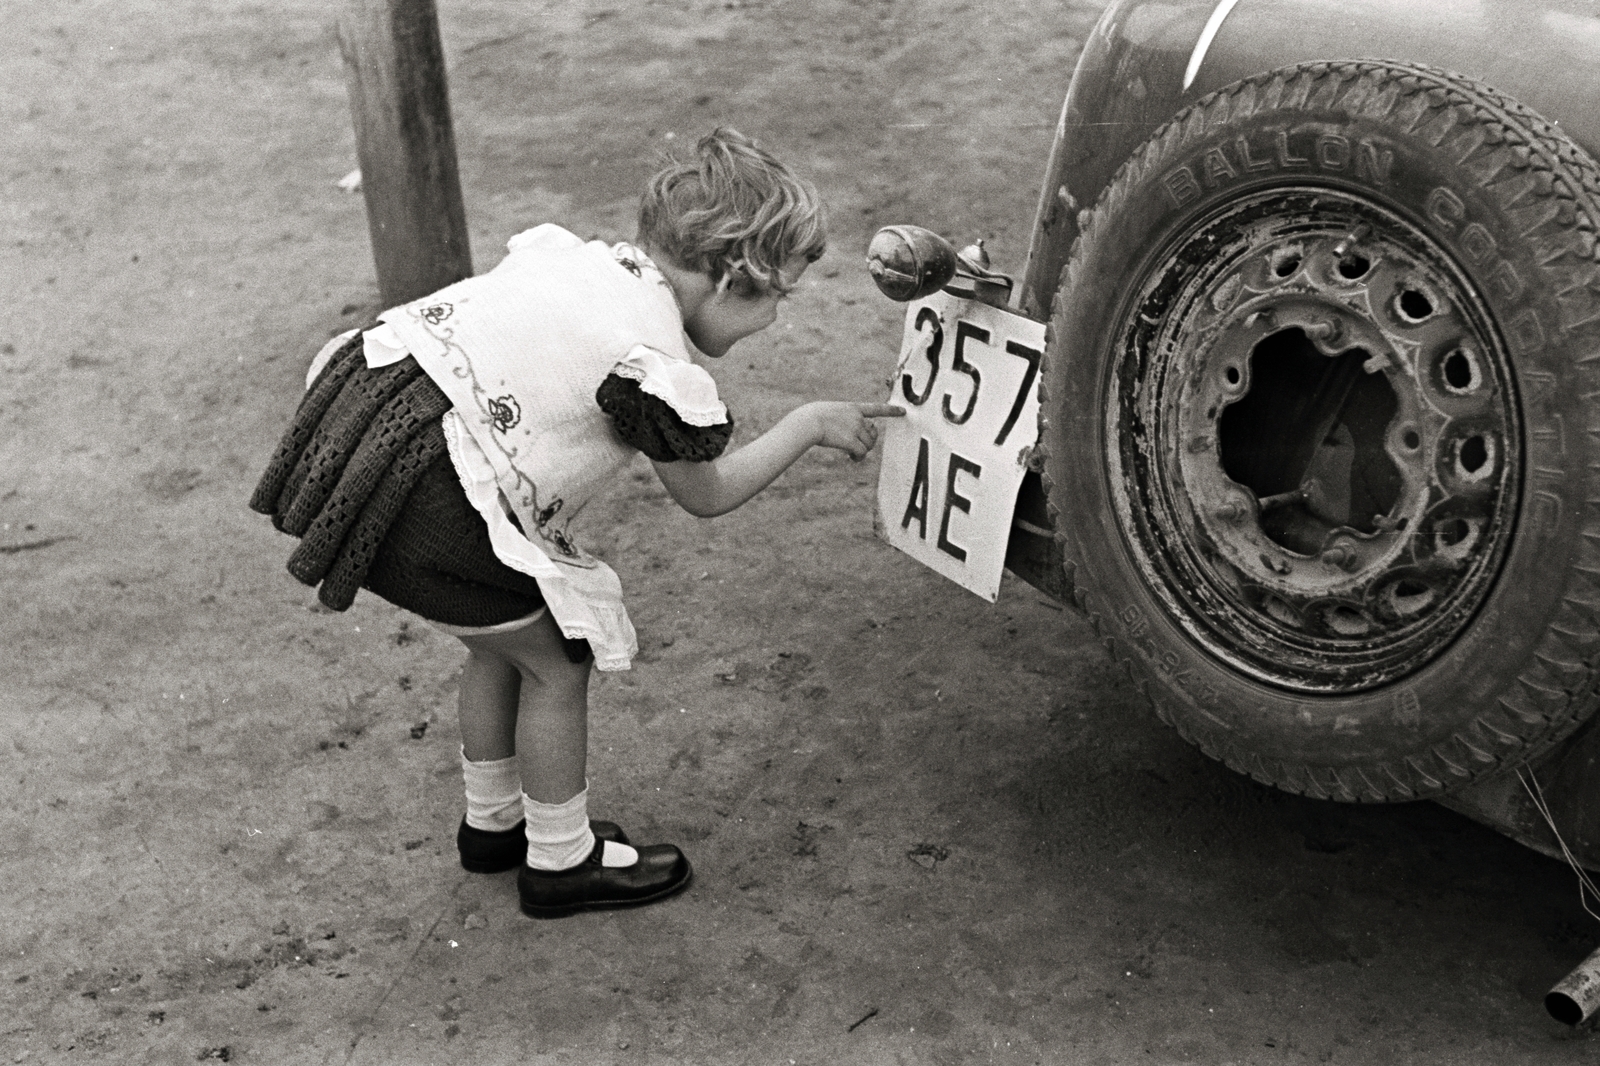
left=488, top=395, right=521, bottom=433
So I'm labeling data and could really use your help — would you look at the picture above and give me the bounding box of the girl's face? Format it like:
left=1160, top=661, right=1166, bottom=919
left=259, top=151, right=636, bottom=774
left=686, top=257, right=812, bottom=358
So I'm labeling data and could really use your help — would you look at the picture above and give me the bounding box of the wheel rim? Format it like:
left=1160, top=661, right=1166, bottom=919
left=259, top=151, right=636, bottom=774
left=1107, top=187, right=1523, bottom=693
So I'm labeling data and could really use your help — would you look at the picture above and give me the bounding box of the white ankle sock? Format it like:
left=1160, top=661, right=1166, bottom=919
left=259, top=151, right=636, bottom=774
left=523, top=789, right=597, bottom=870
left=460, top=749, right=522, bottom=832
left=522, top=789, right=640, bottom=870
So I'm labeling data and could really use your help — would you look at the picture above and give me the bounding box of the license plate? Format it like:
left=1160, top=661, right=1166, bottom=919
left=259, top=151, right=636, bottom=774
left=875, top=291, right=1047, bottom=602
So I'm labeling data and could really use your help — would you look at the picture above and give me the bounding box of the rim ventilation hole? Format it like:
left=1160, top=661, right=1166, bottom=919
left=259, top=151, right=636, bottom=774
left=1402, top=428, right=1421, bottom=450
left=1442, top=348, right=1476, bottom=392
left=1460, top=435, right=1488, bottom=474
left=1272, top=252, right=1302, bottom=278
left=1387, top=579, right=1436, bottom=617
left=1263, top=595, right=1300, bottom=627
left=1398, top=289, right=1434, bottom=321
left=1326, top=607, right=1371, bottom=636
left=1337, top=253, right=1371, bottom=279
left=1434, top=516, right=1481, bottom=563
left=1225, top=366, right=1241, bottom=386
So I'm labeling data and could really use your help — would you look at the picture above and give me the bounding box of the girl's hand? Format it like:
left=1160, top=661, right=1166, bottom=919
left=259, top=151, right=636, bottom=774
left=806, top=402, right=906, bottom=460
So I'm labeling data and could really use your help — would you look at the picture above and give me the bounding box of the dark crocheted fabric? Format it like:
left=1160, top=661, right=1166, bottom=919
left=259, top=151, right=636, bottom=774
left=596, top=373, right=732, bottom=462
left=312, top=419, right=453, bottom=611
left=249, top=331, right=367, bottom=518
left=277, top=357, right=428, bottom=537
left=250, top=333, right=543, bottom=624
left=284, top=373, right=454, bottom=589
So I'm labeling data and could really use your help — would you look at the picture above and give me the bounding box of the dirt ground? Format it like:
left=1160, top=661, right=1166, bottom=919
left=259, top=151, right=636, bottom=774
left=5, top=0, right=1600, bottom=1063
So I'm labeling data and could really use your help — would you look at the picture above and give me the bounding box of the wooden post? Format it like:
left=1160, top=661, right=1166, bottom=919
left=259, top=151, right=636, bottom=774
left=338, top=0, right=473, bottom=308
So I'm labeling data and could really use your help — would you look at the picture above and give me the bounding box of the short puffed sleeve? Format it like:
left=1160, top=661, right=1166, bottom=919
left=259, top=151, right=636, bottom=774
left=504, top=223, right=585, bottom=253
left=596, top=345, right=733, bottom=463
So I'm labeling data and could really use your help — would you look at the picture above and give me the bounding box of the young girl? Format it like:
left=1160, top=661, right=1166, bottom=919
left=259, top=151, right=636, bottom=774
left=251, top=128, right=901, bottom=918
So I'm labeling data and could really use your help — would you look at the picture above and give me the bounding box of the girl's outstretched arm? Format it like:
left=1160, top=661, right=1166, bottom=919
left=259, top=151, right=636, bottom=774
left=653, top=401, right=904, bottom=518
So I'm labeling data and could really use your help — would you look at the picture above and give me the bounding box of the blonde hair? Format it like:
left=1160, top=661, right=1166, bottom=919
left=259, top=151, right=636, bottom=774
left=637, top=127, right=827, bottom=295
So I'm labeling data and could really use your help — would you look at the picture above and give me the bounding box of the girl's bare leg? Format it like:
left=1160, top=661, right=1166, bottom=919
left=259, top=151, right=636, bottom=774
left=455, top=611, right=590, bottom=804
left=457, top=648, right=519, bottom=762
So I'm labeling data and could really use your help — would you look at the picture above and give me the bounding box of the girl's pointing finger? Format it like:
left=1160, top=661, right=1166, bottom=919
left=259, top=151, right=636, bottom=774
left=857, top=404, right=907, bottom=418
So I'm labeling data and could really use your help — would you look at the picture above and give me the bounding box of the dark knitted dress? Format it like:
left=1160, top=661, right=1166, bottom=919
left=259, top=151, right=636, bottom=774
left=250, top=330, right=732, bottom=628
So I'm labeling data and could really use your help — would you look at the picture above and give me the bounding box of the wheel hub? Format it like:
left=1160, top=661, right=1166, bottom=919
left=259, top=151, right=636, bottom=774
left=1111, top=190, right=1521, bottom=692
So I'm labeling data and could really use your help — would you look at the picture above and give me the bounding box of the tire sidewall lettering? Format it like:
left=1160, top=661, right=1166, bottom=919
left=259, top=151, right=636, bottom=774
left=1115, top=601, right=1224, bottom=709
left=1162, top=124, right=1395, bottom=209
left=1412, top=187, right=1578, bottom=548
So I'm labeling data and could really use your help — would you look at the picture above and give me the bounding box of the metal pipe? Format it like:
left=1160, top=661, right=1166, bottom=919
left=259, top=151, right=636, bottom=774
left=1546, top=945, right=1600, bottom=1025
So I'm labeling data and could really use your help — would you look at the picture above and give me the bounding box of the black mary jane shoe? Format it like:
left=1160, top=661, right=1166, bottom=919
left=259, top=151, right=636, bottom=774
left=456, top=818, right=629, bottom=874
left=518, top=838, right=692, bottom=918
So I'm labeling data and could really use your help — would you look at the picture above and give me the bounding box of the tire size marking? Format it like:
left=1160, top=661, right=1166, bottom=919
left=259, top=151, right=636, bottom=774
left=1163, top=127, right=1394, bottom=208
left=1117, top=604, right=1222, bottom=707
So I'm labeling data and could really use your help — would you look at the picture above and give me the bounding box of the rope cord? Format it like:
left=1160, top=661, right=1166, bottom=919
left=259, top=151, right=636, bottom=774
left=1517, top=767, right=1600, bottom=925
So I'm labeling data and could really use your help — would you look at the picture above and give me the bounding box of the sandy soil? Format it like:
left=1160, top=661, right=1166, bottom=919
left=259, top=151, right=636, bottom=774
left=3, top=0, right=1599, bottom=1063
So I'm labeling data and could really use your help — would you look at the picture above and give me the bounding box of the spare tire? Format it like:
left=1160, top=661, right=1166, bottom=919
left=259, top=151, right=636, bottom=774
left=1041, top=60, right=1600, bottom=802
